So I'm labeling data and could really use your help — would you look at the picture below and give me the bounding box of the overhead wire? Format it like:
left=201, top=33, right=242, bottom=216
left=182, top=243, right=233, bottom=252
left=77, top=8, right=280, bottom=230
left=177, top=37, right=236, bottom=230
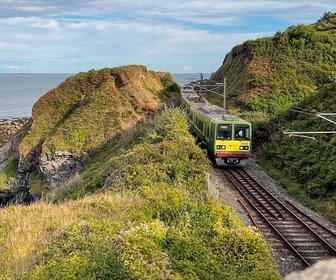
left=288, top=107, right=316, bottom=116
left=202, top=77, right=336, bottom=143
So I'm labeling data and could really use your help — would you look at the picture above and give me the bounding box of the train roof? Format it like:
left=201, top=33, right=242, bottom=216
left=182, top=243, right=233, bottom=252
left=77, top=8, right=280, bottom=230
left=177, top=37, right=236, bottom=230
left=181, top=88, right=250, bottom=124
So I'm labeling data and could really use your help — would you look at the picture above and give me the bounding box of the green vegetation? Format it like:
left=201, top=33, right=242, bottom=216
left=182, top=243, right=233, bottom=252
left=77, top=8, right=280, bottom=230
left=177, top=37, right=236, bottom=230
left=210, top=12, right=336, bottom=222
left=211, top=12, right=336, bottom=114
left=0, top=156, right=18, bottom=190
left=257, top=82, right=336, bottom=221
left=19, top=65, right=179, bottom=158
left=0, top=109, right=280, bottom=279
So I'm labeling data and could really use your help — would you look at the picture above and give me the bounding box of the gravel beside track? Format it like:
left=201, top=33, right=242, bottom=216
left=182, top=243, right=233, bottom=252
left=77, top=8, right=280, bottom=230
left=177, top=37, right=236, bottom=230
left=208, top=159, right=336, bottom=278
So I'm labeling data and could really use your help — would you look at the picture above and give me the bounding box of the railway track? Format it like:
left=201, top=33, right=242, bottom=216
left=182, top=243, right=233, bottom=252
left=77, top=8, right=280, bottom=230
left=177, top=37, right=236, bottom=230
left=222, top=167, right=336, bottom=269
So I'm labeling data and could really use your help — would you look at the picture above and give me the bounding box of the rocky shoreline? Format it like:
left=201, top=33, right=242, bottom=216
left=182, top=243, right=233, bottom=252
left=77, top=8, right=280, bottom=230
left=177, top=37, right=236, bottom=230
left=0, top=117, right=31, bottom=166
left=0, top=117, right=31, bottom=148
left=0, top=117, right=34, bottom=206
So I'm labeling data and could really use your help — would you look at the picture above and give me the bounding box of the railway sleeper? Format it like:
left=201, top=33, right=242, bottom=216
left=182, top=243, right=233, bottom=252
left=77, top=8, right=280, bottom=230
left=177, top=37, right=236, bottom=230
left=273, top=224, right=304, bottom=229
left=285, top=236, right=315, bottom=241
left=300, top=250, right=331, bottom=256
left=293, top=242, right=328, bottom=247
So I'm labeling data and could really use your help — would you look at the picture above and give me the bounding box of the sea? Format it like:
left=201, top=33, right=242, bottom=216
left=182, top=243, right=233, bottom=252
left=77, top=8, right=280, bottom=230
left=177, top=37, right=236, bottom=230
left=0, top=73, right=210, bottom=120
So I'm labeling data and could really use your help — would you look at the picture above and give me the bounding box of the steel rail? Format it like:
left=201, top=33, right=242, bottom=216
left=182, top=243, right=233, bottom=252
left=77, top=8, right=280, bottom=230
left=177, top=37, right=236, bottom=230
left=223, top=167, right=336, bottom=267
left=234, top=168, right=284, bottom=220
left=237, top=198, right=259, bottom=227
left=224, top=169, right=310, bottom=267
left=285, top=200, right=336, bottom=238
left=239, top=169, right=336, bottom=256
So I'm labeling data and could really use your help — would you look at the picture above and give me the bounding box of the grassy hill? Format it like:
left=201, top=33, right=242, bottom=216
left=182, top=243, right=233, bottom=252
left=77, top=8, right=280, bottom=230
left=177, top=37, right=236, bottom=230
left=0, top=109, right=279, bottom=279
left=0, top=65, right=181, bottom=193
left=20, top=65, right=179, bottom=157
left=210, top=12, right=336, bottom=221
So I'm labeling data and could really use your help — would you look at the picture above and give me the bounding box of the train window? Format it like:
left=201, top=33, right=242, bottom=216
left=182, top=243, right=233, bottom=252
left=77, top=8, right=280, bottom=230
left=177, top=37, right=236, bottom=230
left=217, top=124, right=232, bottom=140
left=234, top=125, right=250, bottom=140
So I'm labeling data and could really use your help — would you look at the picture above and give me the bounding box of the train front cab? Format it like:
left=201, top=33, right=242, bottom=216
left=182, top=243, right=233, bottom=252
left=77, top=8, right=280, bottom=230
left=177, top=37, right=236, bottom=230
left=213, top=122, right=251, bottom=166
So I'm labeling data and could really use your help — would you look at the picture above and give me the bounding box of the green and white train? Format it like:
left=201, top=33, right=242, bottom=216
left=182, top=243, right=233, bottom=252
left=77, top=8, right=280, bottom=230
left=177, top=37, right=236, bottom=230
left=180, top=87, right=252, bottom=166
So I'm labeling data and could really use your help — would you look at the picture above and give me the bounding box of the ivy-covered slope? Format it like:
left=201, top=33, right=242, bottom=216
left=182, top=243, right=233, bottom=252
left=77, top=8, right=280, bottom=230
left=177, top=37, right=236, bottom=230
left=211, top=12, right=336, bottom=221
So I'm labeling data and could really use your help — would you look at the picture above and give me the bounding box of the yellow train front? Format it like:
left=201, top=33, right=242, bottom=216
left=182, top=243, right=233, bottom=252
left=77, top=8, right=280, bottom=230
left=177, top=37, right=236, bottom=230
left=212, top=118, right=251, bottom=166
left=180, top=88, right=252, bottom=166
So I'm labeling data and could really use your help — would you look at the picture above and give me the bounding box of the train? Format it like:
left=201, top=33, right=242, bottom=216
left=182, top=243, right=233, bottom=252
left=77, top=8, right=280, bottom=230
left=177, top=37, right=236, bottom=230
left=180, top=86, right=252, bottom=166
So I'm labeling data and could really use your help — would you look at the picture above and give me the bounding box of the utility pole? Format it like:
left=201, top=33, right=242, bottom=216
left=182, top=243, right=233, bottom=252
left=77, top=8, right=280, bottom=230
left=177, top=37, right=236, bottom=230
left=223, top=77, right=226, bottom=110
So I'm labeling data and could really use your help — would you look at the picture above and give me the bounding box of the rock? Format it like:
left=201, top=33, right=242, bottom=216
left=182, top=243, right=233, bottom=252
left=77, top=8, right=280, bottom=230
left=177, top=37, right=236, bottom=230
left=0, top=142, right=12, bottom=165
left=39, top=151, right=83, bottom=188
left=284, top=258, right=336, bottom=280
left=0, top=118, right=31, bottom=165
left=0, top=117, right=31, bottom=148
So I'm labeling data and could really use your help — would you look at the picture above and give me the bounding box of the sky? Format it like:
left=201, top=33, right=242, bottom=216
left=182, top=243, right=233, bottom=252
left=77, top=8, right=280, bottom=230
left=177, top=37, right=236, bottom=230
left=0, top=1, right=335, bottom=74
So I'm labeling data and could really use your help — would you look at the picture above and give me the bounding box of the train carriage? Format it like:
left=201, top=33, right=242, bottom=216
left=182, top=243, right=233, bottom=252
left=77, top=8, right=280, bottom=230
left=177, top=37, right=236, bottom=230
left=180, top=88, right=252, bottom=166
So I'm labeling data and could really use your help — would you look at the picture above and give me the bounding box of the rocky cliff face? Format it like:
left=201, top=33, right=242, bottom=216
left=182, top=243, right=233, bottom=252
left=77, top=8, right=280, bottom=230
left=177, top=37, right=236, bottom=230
left=0, top=118, right=33, bottom=205
left=11, top=65, right=179, bottom=199
left=39, top=151, right=83, bottom=188
left=0, top=118, right=31, bottom=148
left=0, top=118, right=31, bottom=164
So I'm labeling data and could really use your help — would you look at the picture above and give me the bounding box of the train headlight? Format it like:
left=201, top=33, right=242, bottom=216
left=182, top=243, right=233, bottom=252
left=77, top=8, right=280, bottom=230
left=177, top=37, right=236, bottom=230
left=216, top=145, right=226, bottom=150
left=239, top=146, right=249, bottom=150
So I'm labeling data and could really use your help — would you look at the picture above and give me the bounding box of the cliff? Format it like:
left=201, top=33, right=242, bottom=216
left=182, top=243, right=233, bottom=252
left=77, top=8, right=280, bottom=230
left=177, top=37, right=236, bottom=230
left=10, top=65, right=179, bottom=198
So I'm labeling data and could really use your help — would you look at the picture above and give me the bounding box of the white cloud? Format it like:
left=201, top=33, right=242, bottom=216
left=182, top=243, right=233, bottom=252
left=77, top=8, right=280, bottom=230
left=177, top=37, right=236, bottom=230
left=0, top=0, right=334, bottom=73
left=7, top=65, right=19, bottom=69
left=5, top=16, right=59, bottom=29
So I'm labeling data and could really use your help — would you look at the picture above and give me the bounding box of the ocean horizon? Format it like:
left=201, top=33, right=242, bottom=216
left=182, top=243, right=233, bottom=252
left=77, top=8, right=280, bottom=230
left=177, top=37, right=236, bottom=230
left=0, top=72, right=209, bottom=120
left=0, top=73, right=73, bottom=119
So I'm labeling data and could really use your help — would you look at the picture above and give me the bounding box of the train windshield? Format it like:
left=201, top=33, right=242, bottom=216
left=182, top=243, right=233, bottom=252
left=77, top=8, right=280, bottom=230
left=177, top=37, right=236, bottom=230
left=234, top=125, right=250, bottom=140
left=217, top=124, right=232, bottom=140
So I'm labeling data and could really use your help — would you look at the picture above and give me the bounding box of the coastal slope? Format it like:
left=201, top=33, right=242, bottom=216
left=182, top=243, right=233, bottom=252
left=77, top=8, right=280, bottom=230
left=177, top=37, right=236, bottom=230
left=12, top=65, right=179, bottom=193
